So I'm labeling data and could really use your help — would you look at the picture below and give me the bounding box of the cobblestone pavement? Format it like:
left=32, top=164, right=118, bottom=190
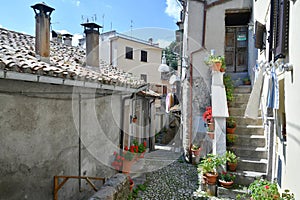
left=135, top=158, right=200, bottom=200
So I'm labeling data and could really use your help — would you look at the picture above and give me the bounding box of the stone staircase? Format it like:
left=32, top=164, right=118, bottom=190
left=227, top=85, right=268, bottom=186
left=218, top=85, right=268, bottom=199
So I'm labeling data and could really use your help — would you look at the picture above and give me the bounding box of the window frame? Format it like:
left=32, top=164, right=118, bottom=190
left=125, top=47, right=133, bottom=60
left=140, top=50, right=148, bottom=62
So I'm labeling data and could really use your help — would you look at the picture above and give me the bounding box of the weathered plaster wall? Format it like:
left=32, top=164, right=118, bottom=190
left=284, top=1, right=300, bottom=197
left=0, top=79, right=120, bottom=200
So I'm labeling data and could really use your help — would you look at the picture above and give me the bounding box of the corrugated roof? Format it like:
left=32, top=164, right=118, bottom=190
left=0, top=28, right=146, bottom=90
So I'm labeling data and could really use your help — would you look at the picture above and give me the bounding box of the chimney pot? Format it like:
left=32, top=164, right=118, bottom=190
left=31, top=2, right=55, bottom=63
left=81, top=22, right=102, bottom=68
left=63, top=33, right=73, bottom=46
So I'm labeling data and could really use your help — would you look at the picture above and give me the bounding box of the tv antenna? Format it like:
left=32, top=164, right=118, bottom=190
left=81, top=14, right=97, bottom=23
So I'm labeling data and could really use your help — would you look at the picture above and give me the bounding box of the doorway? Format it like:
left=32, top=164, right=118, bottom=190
left=225, top=11, right=251, bottom=73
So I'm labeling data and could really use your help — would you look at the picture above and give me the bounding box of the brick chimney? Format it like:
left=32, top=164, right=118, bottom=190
left=31, top=2, right=54, bottom=63
left=63, top=33, right=73, bottom=46
left=81, top=22, right=102, bottom=68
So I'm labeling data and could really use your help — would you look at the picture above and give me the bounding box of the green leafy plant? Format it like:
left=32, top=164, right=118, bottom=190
left=226, top=150, right=239, bottom=164
left=226, top=116, right=236, bottom=128
left=281, top=189, right=295, bottom=200
left=248, top=179, right=280, bottom=200
left=224, top=74, right=234, bottom=102
left=191, top=144, right=200, bottom=150
left=199, top=154, right=225, bottom=174
left=219, top=171, right=236, bottom=182
left=226, top=134, right=237, bottom=144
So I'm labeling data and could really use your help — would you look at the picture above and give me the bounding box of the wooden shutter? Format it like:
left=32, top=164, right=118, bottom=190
left=255, top=21, right=266, bottom=49
left=274, top=0, right=289, bottom=60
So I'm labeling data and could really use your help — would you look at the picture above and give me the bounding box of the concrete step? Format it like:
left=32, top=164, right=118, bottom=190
left=234, top=85, right=251, bottom=94
left=234, top=125, right=264, bottom=135
left=228, top=101, right=248, bottom=109
left=234, top=116, right=263, bottom=126
left=234, top=135, right=266, bottom=148
left=233, top=170, right=266, bottom=186
left=226, top=146, right=268, bottom=160
left=233, top=93, right=250, bottom=103
left=237, top=157, right=268, bottom=173
left=218, top=187, right=250, bottom=199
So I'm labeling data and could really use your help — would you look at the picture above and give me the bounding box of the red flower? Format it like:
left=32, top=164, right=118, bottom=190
left=202, top=106, right=213, bottom=123
left=143, top=141, right=147, bottom=147
left=135, top=146, right=139, bottom=153
left=130, top=146, right=135, bottom=153
left=265, top=185, right=270, bottom=189
left=117, top=155, right=121, bottom=160
left=124, top=146, right=129, bottom=151
left=113, top=151, right=117, bottom=155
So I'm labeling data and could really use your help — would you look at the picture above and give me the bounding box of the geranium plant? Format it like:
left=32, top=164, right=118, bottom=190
left=219, top=171, right=235, bottom=182
left=248, top=179, right=280, bottom=200
left=202, top=106, right=213, bottom=124
left=111, top=140, right=147, bottom=171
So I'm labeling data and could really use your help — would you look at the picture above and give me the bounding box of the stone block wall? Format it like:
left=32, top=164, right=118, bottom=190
left=89, top=173, right=130, bottom=200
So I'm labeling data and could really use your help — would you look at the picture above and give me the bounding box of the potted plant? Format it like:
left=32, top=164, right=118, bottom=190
left=191, top=144, right=202, bottom=156
left=248, top=179, right=280, bottom=200
left=224, top=75, right=234, bottom=103
left=226, top=134, right=237, bottom=146
left=199, top=154, right=225, bottom=185
left=205, top=55, right=224, bottom=71
left=226, top=116, right=237, bottom=134
left=203, top=106, right=214, bottom=139
left=226, top=150, right=239, bottom=171
left=219, top=171, right=236, bottom=188
left=243, top=77, right=251, bottom=85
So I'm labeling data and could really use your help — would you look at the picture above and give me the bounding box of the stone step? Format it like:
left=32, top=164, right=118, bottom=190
left=226, top=146, right=268, bottom=160
left=228, top=107, right=246, bottom=116
left=237, top=157, right=268, bottom=173
left=234, top=135, right=266, bottom=148
left=234, top=125, right=264, bottom=135
left=233, top=93, right=250, bottom=103
left=228, top=101, right=248, bottom=109
left=234, top=85, right=251, bottom=94
left=233, top=170, right=266, bottom=186
left=218, top=187, right=250, bottom=199
left=234, top=116, right=263, bottom=126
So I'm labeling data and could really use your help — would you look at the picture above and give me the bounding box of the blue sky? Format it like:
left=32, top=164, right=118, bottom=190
left=0, top=0, right=181, bottom=47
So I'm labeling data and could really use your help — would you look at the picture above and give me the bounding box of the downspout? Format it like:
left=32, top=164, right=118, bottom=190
left=109, top=39, right=113, bottom=65
left=268, top=0, right=274, bottom=62
left=202, top=0, right=207, bottom=48
left=78, top=94, right=82, bottom=191
left=149, top=98, right=156, bottom=151
left=119, top=94, right=134, bottom=151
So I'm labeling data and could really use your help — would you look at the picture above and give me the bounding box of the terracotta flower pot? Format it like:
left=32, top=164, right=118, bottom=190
left=122, top=160, right=134, bottom=174
left=204, top=172, right=218, bottom=185
left=228, top=162, right=237, bottom=172
left=219, top=179, right=234, bottom=188
left=207, top=131, right=214, bottom=139
left=191, top=148, right=202, bottom=156
left=130, top=181, right=134, bottom=191
left=226, top=126, right=236, bottom=134
left=212, top=62, right=222, bottom=71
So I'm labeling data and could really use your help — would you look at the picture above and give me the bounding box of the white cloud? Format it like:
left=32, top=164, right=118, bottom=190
left=76, top=0, right=80, bottom=7
left=0, top=24, right=2, bottom=28
left=156, top=39, right=172, bottom=48
left=72, top=33, right=84, bottom=46
left=57, top=29, right=71, bottom=35
left=165, top=0, right=181, bottom=22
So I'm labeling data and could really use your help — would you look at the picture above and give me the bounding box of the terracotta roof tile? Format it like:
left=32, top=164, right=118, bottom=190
left=0, top=28, right=146, bottom=89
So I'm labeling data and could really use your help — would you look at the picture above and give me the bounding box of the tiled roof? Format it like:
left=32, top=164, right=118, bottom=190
left=0, top=28, right=146, bottom=90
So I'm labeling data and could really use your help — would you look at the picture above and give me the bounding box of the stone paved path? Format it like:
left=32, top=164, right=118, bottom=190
left=134, top=158, right=200, bottom=200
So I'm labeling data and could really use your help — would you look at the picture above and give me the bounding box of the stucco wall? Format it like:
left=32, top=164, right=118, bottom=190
left=0, top=79, right=120, bottom=200
left=284, top=1, right=300, bottom=197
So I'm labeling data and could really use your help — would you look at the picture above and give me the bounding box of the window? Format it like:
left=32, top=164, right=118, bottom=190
left=272, top=0, right=290, bottom=60
left=125, top=47, right=133, bottom=59
left=141, top=50, right=147, bottom=62
left=255, top=21, right=266, bottom=50
left=140, top=74, right=147, bottom=82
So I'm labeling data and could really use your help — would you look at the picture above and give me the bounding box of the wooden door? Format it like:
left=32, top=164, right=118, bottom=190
left=225, top=26, right=248, bottom=72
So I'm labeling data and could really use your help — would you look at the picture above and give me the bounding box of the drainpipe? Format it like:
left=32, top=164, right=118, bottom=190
left=120, top=94, right=134, bottom=151
left=149, top=98, right=156, bottom=151
left=202, top=0, right=207, bottom=48
left=78, top=94, right=82, bottom=191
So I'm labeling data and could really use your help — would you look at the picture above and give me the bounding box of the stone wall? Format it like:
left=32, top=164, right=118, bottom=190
left=0, top=79, right=122, bottom=200
left=89, top=173, right=130, bottom=200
